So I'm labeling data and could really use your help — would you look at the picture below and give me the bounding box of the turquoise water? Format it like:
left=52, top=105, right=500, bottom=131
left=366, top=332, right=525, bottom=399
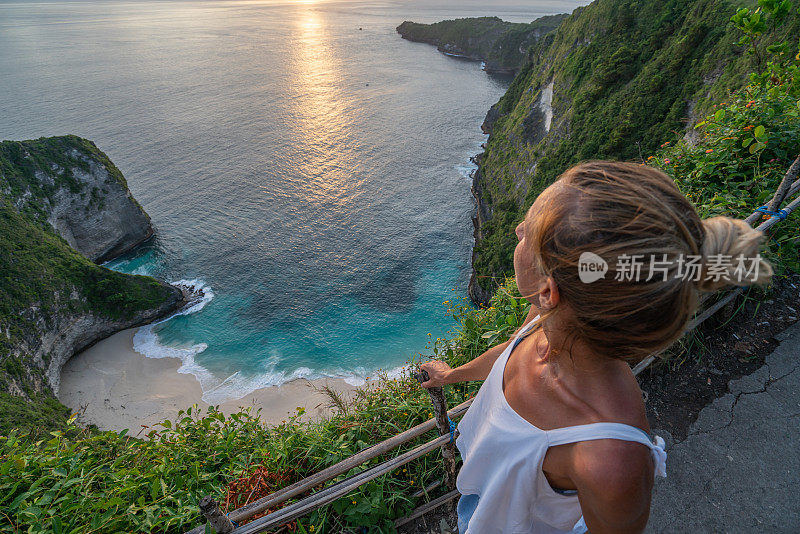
left=0, top=0, right=587, bottom=401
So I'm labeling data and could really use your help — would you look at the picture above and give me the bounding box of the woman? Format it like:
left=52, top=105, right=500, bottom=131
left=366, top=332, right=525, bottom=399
left=421, top=162, right=772, bottom=534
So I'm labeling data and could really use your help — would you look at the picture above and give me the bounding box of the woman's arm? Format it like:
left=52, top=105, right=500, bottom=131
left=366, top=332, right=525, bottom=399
left=572, top=440, right=654, bottom=534
left=419, top=339, right=511, bottom=388
left=419, top=306, right=539, bottom=388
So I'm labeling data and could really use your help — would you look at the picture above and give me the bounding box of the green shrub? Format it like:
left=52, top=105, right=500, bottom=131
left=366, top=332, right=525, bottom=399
left=0, top=281, right=530, bottom=533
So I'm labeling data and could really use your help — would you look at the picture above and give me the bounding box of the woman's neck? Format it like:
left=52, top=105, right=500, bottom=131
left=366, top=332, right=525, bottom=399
left=539, top=318, right=625, bottom=380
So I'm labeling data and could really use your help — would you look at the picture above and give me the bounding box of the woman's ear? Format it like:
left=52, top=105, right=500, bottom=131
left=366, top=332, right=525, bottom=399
left=537, top=276, right=560, bottom=310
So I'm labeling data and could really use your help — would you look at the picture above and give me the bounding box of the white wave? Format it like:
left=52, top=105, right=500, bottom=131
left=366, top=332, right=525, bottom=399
left=200, top=366, right=320, bottom=404
left=133, top=278, right=218, bottom=391
left=130, top=265, right=153, bottom=276
left=133, top=277, right=416, bottom=403
left=133, top=326, right=214, bottom=385
left=454, top=163, right=476, bottom=180
left=343, top=375, right=366, bottom=387
left=340, top=363, right=409, bottom=387
left=200, top=363, right=413, bottom=404
left=454, top=140, right=483, bottom=180
left=385, top=364, right=408, bottom=380
left=167, top=279, right=215, bottom=318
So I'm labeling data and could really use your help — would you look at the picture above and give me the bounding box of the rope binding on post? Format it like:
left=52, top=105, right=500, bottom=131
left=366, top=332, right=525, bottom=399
left=756, top=206, right=789, bottom=220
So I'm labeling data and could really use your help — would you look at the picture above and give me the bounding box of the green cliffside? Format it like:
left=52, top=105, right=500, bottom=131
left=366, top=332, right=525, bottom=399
left=396, top=15, right=568, bottom=73
left=468, top=0, right=800, bottom=303
left=0, top=135, right=183, bottom=433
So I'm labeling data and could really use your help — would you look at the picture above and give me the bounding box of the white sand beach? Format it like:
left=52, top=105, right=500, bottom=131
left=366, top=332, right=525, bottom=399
left=58, top=329, right=363, bottom=434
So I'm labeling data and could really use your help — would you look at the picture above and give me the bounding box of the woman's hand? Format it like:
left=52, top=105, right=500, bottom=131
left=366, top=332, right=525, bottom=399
left=419, top=360, right=453, bottom=388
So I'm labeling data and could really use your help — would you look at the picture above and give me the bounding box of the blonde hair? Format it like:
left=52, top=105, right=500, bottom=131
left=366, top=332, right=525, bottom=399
left=523, top=161, right=773, bottom=362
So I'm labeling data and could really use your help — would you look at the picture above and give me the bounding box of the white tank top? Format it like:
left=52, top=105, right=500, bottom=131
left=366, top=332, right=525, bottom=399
left=455, top=315, right=667, bottom=533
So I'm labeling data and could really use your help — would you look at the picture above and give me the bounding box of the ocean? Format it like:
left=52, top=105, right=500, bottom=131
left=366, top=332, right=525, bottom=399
left=0, top=0, right=586, bottom=402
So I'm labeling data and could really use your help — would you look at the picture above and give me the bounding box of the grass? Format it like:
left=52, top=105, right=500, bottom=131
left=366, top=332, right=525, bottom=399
left=0, top=393, right=71, bottom=438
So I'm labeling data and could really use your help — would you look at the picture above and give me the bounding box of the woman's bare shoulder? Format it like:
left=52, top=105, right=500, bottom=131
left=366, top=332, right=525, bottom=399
left=570, top=439, right=654, bottom=533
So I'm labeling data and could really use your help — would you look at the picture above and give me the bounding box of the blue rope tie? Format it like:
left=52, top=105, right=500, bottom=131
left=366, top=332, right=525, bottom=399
left=448, top=417, right=457, bottom=443
left=227, top=514, right=239, bottom=528
left=756, top=206, right=789, bottom=220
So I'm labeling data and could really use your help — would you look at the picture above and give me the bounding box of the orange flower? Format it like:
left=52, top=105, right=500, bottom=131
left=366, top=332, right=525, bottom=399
left=743, top=125, right=754, bottom=131
left=706, top=149, right=714, bottom=153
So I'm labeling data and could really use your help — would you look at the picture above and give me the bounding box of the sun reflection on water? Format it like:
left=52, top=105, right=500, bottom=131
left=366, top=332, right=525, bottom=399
left=285, top=7, right=364, bottom=208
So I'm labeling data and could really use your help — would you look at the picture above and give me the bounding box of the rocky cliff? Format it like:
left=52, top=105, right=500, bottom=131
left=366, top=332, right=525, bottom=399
left=396, top=15, right=568, bottom=74
left=1, top=135, right=155, bottom=262
left=466, top=0, right=800, bottom=304
left=0, top=135, right=183, bottom=423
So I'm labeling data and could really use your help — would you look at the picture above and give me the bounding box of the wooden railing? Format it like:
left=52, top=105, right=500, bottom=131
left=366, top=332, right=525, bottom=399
left=188, top=157, right=800, bottom=534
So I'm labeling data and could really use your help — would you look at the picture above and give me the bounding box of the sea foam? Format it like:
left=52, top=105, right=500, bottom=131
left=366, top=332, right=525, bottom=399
left=133, top=279, right=218, bottom=392
left=133, top=279, right=414, bottom=403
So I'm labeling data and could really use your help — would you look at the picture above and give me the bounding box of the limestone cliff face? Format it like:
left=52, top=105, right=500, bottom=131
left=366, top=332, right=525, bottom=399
left=42, top=157, right=153, bottom=263
left=0, top=135, right=183, bottom=402
left=4, top=135, right=154, bottom=262
left=11, top=287, right=182, bottom=397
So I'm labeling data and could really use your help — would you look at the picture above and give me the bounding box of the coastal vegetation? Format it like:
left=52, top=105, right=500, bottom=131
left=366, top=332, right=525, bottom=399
left=396, top=15, right=567, bottom=73
left=0, top=284, right=528, bottom=533
left=0, top=136, right=181, bottom=434
left=1, top=0, right=799, bottom=532
left=469, top=0, right=800, bottom=301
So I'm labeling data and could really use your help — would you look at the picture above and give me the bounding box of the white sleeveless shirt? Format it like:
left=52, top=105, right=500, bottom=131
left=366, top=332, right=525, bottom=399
left=455, top=315, right=667, bottom=533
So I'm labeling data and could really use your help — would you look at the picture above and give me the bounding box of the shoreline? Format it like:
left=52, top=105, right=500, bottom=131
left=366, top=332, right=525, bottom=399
left=59, top=328, right=363, bottom=434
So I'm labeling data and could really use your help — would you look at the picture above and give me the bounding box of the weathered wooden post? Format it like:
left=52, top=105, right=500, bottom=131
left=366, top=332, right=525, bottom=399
left=198, top=496, right=235, bottom=534
left=416, top=370, right=458, bottom=491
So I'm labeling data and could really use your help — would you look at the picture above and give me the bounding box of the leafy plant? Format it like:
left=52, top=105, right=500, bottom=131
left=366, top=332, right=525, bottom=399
left=650, top=1, right=800, bottom=272
left=0, top=281, right=531, bottom=534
